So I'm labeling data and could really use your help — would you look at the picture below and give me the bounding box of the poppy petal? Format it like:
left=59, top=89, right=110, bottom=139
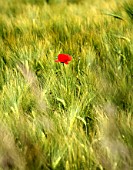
left=55, top=59, right=59, bottom=62
left=64, top=61, right=69, bottom=64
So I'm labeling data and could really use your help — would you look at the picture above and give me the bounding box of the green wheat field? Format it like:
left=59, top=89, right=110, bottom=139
left=0, top=0, right=133, bottom=169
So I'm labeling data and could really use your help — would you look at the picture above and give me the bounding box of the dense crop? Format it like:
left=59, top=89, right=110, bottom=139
left=0, top=0, right=133, bottom=169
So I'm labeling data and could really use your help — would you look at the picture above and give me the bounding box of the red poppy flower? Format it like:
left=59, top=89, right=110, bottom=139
left=55, top=54, right=72, bottom=64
